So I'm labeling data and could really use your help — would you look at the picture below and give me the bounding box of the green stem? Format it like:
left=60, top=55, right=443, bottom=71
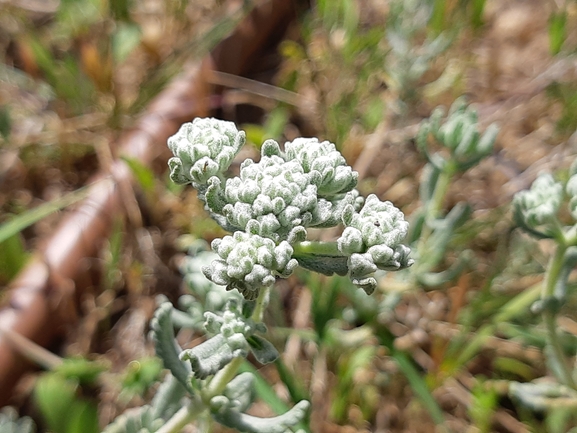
left=204, top=356, right=244, bottom=400
left=155, top=400, right=206, bottom=433
left=251, top=285, right=270, bottom=323
left=427, top=165, right=454, bottom=221
left=542, top=243, right=576, bottom=389
left=292, top=241, right=342, bottom=257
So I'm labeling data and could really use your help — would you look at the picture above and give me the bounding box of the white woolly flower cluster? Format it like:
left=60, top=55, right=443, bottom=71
left=513, top=174, right=563, bottom=228
left=203, top=231, right=298, bottom=300
left=168, top=118, right=412, bottom=299
left=284, top=137, right=358, bottom=196
left=168, top=118, right=245, bottom=186
left=220, top=155, right=318, bottom=241
left=338, top=194, right=413, bottom=293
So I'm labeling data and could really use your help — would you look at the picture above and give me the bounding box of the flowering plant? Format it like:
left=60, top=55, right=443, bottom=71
left=107, top=118, right=412, bottom=433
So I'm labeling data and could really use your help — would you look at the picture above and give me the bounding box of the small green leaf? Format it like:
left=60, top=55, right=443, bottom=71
left=549, top=10, right=567, bottom=55
left=0, top=185, right=91, bottom=244
left=121, top=156, right=156, bottom=195
left=65, top=401, right=99, bottom=433
left=121, top=357, right=163, bottom=399
left=470, top=0, right=486, bottom=29
left=247, top=335, right=279, bottom=364
left=55, top=357, right=108, bottom=386
left=242, top=125, right=267, bottom=149
left=34, top=373, right=77, bottom=433
left=0, top=234, right=28, bottom=283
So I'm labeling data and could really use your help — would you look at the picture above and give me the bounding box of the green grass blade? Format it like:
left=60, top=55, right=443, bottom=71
left=393, top=351, right=446, bottom=425
left=0, top=184, right=92, bottom=244
left=376, top=327, right=445, bottom=425
left=0, top=234, right=28, bottom=283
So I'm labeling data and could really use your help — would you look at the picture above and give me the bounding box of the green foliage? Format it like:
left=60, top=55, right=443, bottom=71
left=120, top=357, right=163, bottom=401
left=549, top=9, right=568, bottom=55
left=34, top=373, right=99, bottom=433
left=150, top=302, right=194, bottom=393
left=407, top=99, right=498, bottom=287
left=0, top=185, right=92, bottom=283
left=547, top=82, right=577, bottom=135
left=468, top=381, right=498, bottom=433
left=0, top=185, right=91, bottom=245
left=0, top=234, right=27, bottom=284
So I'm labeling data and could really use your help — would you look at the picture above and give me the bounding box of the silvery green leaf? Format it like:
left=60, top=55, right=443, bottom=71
left=310, top=190, right=361, bottom=228
left=150, top=375, right=188, bottom=422
left=211, top=397, right=310, bottom=433
left=247, top=334, right=280, bottom=364
left=454, top=125, right=479, bottom=158
left=419, top=99, right=498, bottom=172
left=219, top=154, right=319, bottom=238
left=180, top=333, right=248, bottom=379
left=509, top=381, right=577, bottom=411
left=476, top=123, right=499, bottom=156
left=205, top=177, right=227, bottom=215
left=294, top=253, right=349, bottom=276
left=150, top=303, right=194, bottom=393
left=261, top=139, right=282, bottom=157
left=222, top=373, right=256, bottom=413
left=103, top=405, right=165, bottom=433
left=419, top=164, right=441, bottom=204
left=349, top=253, right=378, bottom=278
left=566, top=174, right=577, bottom=220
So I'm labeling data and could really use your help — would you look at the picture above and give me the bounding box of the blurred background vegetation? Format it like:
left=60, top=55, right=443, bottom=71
left=3, top=0, right=577, bottom=432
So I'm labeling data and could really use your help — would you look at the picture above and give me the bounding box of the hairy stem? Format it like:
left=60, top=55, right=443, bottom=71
left=204, top=356, right=244, bottom=399
left=155, top=399, right=206, bottom=433
left=251, top=285, right=270, bottom=323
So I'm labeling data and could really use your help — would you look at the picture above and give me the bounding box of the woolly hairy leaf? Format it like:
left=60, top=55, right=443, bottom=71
left=211, top=398, right=310, bottom=433
left=102, top=406, right=164, bottom=433
left=150, top=303, right=193, bottom=393
left=150, top=375, right=188, bottom=421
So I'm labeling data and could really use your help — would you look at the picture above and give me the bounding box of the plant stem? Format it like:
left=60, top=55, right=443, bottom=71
left=204, top=356, right=244, bottom=399
left=251, top=285, right=270, bottom=322
left=427, top=165, right=454, bottom=221
left=292, top=241, right=342, bottom=257
left=155, top=400, right=206, bottom=433
left=542, top=243, right=576, bottom=389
